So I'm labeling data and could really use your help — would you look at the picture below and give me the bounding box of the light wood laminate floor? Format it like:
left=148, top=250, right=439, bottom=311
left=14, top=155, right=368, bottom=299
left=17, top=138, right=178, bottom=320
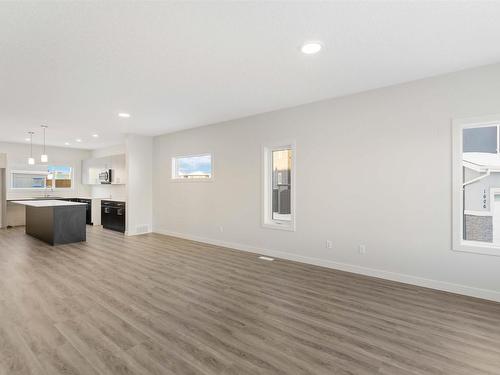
left=1, top=226, right=500, bottom=375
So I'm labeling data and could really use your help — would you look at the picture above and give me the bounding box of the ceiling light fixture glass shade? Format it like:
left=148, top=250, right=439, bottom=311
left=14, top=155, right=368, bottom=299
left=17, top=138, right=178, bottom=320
left=27, top=131, right=35, bottom=165
left=301, top=41, right=323, bottom=54
left=118, top=113, right=130, bottom=118
left=40, top=125, right=48, bottom=163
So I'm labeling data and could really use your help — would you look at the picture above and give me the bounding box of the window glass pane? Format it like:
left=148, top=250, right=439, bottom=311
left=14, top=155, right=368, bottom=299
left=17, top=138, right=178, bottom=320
left=462, top=126, right=499, bottom=244
left=12, top=173, right=47, bottom=188
left=174, top=154, right=212, bottom=179
left=272, top=149, right=292, bottom=221
left=463, top=126, right=497, bottom=153
left=48, top=166, right=72, bottom=188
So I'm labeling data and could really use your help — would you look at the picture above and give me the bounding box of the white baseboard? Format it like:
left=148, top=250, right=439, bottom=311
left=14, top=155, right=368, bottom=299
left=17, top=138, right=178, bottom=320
left=153, top=228, right=500, bottom=303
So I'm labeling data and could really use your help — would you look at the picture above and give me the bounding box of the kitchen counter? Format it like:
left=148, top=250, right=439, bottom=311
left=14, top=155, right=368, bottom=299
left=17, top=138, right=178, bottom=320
left=11, top=200, right=87, bottom=207
left=7, top=197, right=64, bottom=201
left=7, top=197, right=126, bottom=203
left=12, top=200, right=87, bottom=245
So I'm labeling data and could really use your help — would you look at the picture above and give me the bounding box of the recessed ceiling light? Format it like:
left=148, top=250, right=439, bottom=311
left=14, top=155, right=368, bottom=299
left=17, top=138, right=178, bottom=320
left=300, top=41, right=323, bottom=55
left=76, top=139, right=82, bottom=143
left=118, top=113, right=131, bottom=118
left=64, top=142, right=71, bottom=146
left=92, top=134, right=99, bottom=138
left=25, top=138, right=30, bottom=142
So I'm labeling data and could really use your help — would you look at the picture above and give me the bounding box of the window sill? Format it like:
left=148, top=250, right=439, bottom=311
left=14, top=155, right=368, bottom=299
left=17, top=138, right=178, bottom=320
left=262, top=222, right=296, bottom=232
left=170, top=178, right=215, bottom=183
left=453, top=241, right=500, bottom=257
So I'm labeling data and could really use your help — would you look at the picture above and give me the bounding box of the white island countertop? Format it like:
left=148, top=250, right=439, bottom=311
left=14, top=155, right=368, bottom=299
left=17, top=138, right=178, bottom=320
left=11, top=200, right=88, bottom=207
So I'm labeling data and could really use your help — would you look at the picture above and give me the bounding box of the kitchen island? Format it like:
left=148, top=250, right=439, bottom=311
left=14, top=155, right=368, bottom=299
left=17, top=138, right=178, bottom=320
left=11, top=200, right=87, bottom=245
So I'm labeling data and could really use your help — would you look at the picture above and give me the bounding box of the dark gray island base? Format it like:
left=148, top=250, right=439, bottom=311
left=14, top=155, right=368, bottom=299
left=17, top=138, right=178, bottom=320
left=13, top=200, right=87, bottom=245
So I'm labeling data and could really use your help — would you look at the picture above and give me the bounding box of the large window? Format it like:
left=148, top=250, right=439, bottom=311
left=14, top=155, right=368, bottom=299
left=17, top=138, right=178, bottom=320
left=11, top=171, right=48, bottom=189
left=453, top=116, right=500, bottom=255
left=263, top=142, right=295, bottom=231
left=11, top=165, right=73, bottom=190
left=171, top=154, right=212, bottom=180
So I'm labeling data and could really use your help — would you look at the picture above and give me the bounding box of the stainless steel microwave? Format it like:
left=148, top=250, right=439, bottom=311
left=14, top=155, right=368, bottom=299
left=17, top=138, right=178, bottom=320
left=99, top=169, right=112, bottom=184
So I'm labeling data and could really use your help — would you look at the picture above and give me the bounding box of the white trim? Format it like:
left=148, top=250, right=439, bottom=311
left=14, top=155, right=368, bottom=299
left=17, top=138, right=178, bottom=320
left=170, top=153, right=214, bottom=182
left=153, top=228, right=500, bottom=303
left=452, top=115, right=500, bottom=256
left=453, top=240, right=500, bottom=257
left=261, top=141, right=296, bottom=231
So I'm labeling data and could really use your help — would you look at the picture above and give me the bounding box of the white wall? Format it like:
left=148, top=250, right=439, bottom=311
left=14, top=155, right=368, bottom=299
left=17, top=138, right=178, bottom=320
left=90, top=144, right=127, bottom=200
left=126, top=135, right=153, bottom=235
left=0, top=153, right=5, bottom=228
left=0, top=142, right=91, bottom=199
left=153, top=63, right=500, bottom=301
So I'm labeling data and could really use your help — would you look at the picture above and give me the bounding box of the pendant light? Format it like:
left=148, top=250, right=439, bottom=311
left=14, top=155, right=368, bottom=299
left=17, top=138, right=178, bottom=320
left=28, top=131, right=35, bottom=165
left=40, top=125, right=48, bottom=163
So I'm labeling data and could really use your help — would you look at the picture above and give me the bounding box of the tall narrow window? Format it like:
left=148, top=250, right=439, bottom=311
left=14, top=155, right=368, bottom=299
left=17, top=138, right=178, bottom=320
left=263, top=142, right=295, bottom=231
left=453, top=116, right=500, bottom=256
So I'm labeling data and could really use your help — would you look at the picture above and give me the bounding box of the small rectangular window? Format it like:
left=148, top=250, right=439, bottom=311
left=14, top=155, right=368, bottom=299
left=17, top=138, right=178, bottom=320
left=171, top=154, right=212, bottom=180
left=263, top=142, right=295, bottom=231
left=11, top=165, right=73, bottom=190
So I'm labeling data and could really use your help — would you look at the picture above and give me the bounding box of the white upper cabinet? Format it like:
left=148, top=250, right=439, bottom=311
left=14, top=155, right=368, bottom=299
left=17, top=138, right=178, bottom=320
left=81, top=154, right=127, bottom=185
left=111, top=154, right=126, bottom=185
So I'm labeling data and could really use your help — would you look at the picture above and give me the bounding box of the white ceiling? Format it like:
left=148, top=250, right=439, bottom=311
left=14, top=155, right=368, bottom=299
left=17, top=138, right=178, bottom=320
left=1, top=1, right=500, bottom=150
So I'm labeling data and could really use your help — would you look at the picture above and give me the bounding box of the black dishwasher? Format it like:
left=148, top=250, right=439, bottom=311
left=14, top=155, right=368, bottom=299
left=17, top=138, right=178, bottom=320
left=78, top=199, right=92, bottom=225
left=101, top=200, right=126, bottom=233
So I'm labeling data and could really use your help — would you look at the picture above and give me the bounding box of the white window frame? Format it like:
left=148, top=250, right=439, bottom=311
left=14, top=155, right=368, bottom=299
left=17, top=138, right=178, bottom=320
left=10, top=166, right=75, bottom=191
left=171, top=153, right=214, bottom=182
left=452, top=114, right=500, bottom=256
left=262, top=141, right=296, bottom=231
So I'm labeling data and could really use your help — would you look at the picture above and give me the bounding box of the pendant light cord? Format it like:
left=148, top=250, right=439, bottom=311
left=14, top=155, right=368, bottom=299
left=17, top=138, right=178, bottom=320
left=29, top=132, right=34, bottom=157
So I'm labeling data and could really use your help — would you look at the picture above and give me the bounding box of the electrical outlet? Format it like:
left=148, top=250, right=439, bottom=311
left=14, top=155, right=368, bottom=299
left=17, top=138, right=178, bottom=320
left=359, top=244, right=366, bottom=254
left=326, top=240, right=333, bottom=249
left=219, top=226, right=224, bottom=233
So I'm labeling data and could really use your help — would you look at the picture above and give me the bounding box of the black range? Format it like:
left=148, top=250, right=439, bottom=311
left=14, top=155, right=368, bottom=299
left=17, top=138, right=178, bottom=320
left=101, top=200, right=126, bottom=233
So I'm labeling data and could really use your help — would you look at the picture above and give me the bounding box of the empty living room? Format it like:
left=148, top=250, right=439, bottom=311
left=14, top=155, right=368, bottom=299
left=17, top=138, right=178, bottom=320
left=1, top=1, right=500, bottom=374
